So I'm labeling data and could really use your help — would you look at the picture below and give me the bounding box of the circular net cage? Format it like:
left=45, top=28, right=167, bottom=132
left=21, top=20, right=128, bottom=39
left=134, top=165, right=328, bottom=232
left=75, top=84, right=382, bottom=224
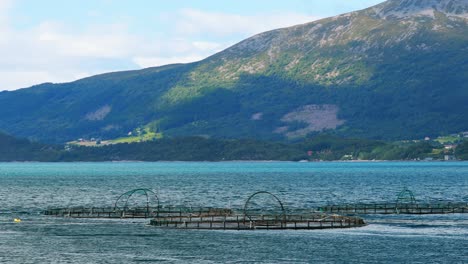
left=395, top=187, right=416, bottom=205
left=243, top=191, right=286, bottom=223
left=113, top=189, right=159, bottom=214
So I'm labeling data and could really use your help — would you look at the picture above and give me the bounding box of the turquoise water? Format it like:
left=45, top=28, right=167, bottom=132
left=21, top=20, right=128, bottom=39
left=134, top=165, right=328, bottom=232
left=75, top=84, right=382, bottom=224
left=0, top=162, right=467, bottom=263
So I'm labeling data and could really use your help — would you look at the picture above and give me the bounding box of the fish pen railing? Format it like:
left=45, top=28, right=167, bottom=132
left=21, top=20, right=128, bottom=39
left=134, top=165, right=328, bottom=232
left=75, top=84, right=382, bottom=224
left=43, top=206, right=233, bottom=219
left=149, top=211, right=366, bottom=230
left=43, top=206, right=160, bottom=218
left=318, top=187, right=468, bottom=215
left=318, top=202, right=468, bottom=215
left=156, top=206, right=233, bottom=218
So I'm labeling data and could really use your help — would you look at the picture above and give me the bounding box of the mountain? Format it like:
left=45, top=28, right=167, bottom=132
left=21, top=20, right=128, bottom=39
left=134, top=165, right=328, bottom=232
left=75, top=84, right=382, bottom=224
left=1, top=0, right=467, bottom=143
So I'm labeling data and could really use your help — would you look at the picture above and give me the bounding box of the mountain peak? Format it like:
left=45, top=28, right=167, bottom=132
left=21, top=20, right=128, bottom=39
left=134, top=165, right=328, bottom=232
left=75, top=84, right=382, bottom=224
left=374, top=0, right=468, bottom=19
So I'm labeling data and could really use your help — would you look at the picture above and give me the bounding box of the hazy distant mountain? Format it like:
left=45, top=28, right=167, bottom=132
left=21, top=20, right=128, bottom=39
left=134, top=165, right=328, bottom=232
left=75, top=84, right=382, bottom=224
left=1, top=0, right=467, bottom=143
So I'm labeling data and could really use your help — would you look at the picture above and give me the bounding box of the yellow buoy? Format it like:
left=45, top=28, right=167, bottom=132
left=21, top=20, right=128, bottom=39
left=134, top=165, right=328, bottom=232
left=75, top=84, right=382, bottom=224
left=14, top=218, right=21, bottom=223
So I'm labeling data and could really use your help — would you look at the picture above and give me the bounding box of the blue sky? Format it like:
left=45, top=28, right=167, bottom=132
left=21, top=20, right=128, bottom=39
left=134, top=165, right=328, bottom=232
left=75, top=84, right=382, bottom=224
left=0, top=0, right=385, bottom=90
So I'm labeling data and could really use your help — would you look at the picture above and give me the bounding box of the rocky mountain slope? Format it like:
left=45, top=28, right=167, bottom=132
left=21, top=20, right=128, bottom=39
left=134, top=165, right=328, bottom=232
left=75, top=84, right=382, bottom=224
left=1, top=0, right=467, bottom=143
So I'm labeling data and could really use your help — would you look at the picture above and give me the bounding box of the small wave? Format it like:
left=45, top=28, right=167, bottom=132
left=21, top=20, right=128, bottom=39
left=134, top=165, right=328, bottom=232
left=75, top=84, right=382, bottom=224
left=344, top=223, right=468, bottom=238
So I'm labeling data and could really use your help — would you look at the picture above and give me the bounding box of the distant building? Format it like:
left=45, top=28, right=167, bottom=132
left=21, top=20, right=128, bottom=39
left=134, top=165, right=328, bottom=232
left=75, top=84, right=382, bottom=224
left=444, top=155, right=455, bottom=161
left=424, top=137, right=431, bottom=141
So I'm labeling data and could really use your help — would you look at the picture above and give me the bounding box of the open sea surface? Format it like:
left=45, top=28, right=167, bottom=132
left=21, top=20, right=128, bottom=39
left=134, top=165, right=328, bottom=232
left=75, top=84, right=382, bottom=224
left=0, top=161, right=467, bottom=263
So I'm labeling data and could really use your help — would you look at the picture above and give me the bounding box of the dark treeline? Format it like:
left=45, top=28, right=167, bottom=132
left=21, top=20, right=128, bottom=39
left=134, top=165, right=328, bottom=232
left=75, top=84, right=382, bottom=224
left=1, top=132, right=467, bottom=162
left=456, top=141, right=468, bottom=160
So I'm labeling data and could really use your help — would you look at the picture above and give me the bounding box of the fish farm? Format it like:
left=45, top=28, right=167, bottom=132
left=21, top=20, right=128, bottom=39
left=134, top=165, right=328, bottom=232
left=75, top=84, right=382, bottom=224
left=43, top=206, right=233, bottom=219
left=318, top=202, right=468, bottom=215
left=43, top=190, right=367, bottom=230
left=150, top=191, right=365, bottom=230
left=42, top=188, right=468, bottom=231
left=318, top=188, right=468, bottom=215
left=45, top=188, right=160, bottom=218
left=149, top=212, right=365, bottom=230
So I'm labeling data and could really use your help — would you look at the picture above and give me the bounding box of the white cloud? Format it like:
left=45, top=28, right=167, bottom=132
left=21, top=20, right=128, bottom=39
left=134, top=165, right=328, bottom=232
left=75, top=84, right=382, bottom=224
left=0, top=0, right=12, bottom=41
left=0, top=19, right=151, bottom=90
left=35, top=21, right=139, bottom=58
left=0, top=0, right=11, bottom=16
left=192, top=41, right=223, bottom=52
left=0, top=16, right=230, bottom=90
left=0, top=70, right=91, bottom=91
left=133, top=55, right=205, bottom=68
left=176, top=9, right=321, bottom=36
left=0, top=4, right=320, bottom=91
left=132, top=40, right=225, bottom=68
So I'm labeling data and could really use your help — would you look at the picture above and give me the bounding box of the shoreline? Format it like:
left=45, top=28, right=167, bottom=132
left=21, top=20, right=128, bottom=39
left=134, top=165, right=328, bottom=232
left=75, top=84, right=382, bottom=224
left=0, top=160, right=465, bottom=163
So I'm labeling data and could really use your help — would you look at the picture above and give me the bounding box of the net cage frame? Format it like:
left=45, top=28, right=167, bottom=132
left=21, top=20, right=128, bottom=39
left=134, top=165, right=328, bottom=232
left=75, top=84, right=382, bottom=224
left=395, top=187, right=416, bottom=205
left=113, top=188, right=160, bottom=215
left=243, top=191, right=286, bottom=223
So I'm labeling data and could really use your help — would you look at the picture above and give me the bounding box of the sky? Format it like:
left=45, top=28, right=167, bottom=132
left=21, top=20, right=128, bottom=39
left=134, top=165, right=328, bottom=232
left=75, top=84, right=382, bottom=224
left=0, top=0, right=385, bottom=91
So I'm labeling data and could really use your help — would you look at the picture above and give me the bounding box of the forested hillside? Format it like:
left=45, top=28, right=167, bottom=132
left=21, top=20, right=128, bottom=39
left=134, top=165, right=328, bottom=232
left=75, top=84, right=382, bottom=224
left=0, top=0, right=467, bottom=143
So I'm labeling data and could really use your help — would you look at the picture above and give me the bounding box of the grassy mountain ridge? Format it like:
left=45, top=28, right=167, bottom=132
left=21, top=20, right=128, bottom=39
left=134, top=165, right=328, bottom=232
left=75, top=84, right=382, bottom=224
left=0, top=0, right=467, bottom=143
left=0, top=63, right=195, bottom=142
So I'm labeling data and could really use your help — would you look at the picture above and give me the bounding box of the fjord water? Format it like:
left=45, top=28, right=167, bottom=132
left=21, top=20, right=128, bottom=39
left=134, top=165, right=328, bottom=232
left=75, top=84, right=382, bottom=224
left=0, top=162, right=467, bottom=263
